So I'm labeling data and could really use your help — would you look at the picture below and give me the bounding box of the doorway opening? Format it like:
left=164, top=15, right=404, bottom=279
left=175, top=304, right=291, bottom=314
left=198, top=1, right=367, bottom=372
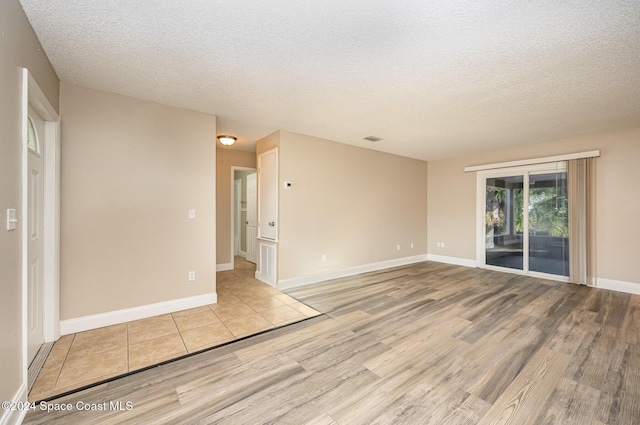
left=231, top=167, right=257, bottom=270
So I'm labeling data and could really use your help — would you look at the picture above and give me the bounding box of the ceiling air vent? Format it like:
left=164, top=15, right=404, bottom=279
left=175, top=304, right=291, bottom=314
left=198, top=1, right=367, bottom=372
left=363, top=136, right=383, bottom=142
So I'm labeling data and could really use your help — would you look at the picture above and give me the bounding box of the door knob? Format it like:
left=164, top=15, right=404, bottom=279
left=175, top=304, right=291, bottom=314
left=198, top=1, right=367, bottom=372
left=269, top=221, right=275, bottom=226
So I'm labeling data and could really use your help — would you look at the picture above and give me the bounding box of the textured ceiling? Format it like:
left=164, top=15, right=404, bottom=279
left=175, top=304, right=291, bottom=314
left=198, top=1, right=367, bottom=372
left=19, top=0, right=640, bottom=160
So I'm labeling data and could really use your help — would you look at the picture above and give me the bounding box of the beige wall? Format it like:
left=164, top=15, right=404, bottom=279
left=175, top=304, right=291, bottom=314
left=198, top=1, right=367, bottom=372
left=216, top=148, right=256, bottom=265
left=0, top=0, right=59, bottom=408
left=427, top=128, right=640, bottom=284
left=256, top=130, right=281, bottom=156
left=278, top=130, right=428, bottom=281
left=60, top=83, right=217, bottom=319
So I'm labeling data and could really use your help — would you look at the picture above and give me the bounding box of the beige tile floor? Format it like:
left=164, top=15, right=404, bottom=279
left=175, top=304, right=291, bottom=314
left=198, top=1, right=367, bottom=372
left=29, top=257, right=319, bottom=401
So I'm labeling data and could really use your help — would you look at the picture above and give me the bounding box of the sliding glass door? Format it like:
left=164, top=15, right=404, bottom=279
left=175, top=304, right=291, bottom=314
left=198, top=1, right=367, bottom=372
left=528, top=172, right=568, bottom=276
left=480, top=162, right=569, bottom=279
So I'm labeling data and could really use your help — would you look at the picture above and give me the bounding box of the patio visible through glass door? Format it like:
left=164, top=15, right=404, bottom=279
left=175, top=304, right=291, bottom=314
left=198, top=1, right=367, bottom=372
left=528, top=172, right=569, bottom=276
left=483, top=163, right=569, bottom=279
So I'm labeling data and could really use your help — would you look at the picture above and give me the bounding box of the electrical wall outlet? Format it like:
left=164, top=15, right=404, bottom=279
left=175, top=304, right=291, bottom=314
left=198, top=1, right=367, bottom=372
left=322, top=254, right=327, bottom=262
left=410, top=242, right=414, bottom=249
left=397, top=244, right=401, bottom=251
left=188, top=271, right=196, bottom=281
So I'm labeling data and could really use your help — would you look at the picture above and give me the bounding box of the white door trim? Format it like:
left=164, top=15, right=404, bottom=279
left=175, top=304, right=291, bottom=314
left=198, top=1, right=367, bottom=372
left=230, top=167, right=256, bottom=269
left=21, top=69, right=60, bottom=378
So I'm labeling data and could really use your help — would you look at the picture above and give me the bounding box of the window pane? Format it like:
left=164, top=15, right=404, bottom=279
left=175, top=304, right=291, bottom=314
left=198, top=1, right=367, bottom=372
left=486, top=176, right=524, bottom=270
left=528, top=172, right=569, bottom=276
left=27, top=117, right=38, bottom=153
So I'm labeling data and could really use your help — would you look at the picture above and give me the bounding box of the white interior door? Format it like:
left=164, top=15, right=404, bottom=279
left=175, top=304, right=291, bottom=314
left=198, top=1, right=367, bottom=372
left=27, top=106, right=45, bottom=364
left=234, top=179, right=241, bottom=256
left=258, top=149, right=278, bottom=240
left=246, top=172, right=257, bottom=263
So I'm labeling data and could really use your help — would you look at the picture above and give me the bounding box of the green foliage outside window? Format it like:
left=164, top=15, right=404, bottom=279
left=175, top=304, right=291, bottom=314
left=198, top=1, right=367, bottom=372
left=514, top=188, right=568, bottom=237
left=486, top=187, right=506, bottom=232
left=487, top=186, right=568, bottom=237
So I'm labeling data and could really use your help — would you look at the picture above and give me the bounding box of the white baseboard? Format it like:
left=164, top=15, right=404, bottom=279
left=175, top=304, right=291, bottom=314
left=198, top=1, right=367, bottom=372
left=426, top=254, right=476, bottom=268
left=216, top=263, right=233, bottom=272
left=238, top=250, right=247, bottom=258
left=0, top=383, right=27, bottom=425
left=60, top=292, right=217, bottom=335
left=595, top=278, right=640, bottom=295
left=278, top=254, right=428, bottom=290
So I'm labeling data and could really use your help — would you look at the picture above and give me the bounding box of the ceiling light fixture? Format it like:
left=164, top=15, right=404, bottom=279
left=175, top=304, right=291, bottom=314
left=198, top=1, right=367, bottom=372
left=217, top=135, right=237, bottom=146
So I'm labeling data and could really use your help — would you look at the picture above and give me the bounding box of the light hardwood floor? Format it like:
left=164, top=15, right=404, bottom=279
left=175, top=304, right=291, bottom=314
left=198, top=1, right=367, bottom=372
left=23, top=261, right=640, bottom=424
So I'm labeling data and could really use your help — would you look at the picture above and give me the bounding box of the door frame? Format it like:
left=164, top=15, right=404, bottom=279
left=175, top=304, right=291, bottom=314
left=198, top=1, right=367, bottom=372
left=230, top=166, right=257, bottom=270
left=475, top=161, right=570, bottom=282
left=21, top=69, right=60, bottom=376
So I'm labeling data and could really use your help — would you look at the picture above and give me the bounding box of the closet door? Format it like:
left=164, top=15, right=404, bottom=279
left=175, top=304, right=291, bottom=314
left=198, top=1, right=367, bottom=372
left=246, top=172, right=258, bottom=263
left=258, top=149, right=278, bottom=240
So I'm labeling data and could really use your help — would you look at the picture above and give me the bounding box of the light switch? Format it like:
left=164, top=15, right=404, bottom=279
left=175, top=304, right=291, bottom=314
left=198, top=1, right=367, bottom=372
left=188, top=209, right=196, bottom=219
left=6, top=209, right=17, bottom=231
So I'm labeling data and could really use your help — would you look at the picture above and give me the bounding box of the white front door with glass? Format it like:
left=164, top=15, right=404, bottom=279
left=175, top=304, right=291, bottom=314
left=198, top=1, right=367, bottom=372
left=27, top=107, right=45, bottom=364
left=477, top=162, right=569, bottom=280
